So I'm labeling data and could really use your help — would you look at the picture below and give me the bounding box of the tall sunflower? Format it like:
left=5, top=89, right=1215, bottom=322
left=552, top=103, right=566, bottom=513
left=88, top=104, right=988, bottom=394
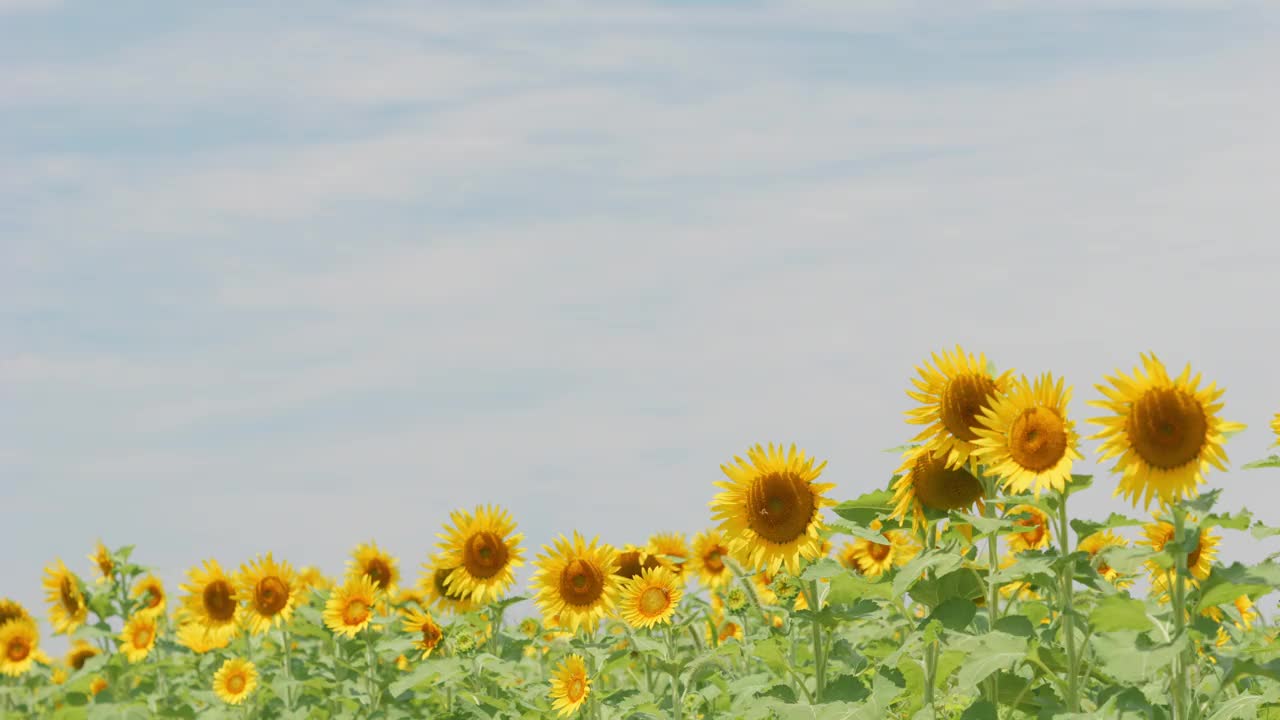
left=119, top=613, right=157, bottom=663
left=42, top=559, right=88, bottom=635
left=689, top=529, right=733, bottom=589
left=618, top=566, right=683, bottom=629
left=213, top=658, right=258, bottom=706
left=906, top=346, right=1015, bottom=471
left=549, top=654, right=591, bottom=717
left=401, top=607, right=443, bottom=659
left=0, top=619, right=39, bottom=677
left=1078, top=530, right=1132, bottom=588
left=529, top=532, right=620, bottom=634
left=1005, top=505, right=1052, bottom=554
left=178, top=559, right=242, bottom=639
left=890, top=447, right=984, bottom=530
left=347, top=542, right=400, bottom=596
left=843, top=520, right=920, bottom=577
left=88, top=541, right=114, bottom=585
left=973, top=372, right=1083, bottom=496
left=131, top=575, right=166, bottom=618
left=647, top=532, right=690, bottom=583
left=1140, top=516, right=1219, bottom=600
left=324, top=574, right=379, bottom=638
left=1088, top=353, right=1246, bottom=509
left=420, top=555, right=476, bottom=615
left=237, top=553, right=298, bottom=635
left=436, top=505, right=525, bottom=604
left=711, top=443, right=836, bottom=575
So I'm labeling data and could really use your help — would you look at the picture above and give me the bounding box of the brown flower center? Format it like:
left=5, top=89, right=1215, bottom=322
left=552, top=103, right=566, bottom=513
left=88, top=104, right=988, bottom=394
left=638, top=587, right=670, bottom=615
left=432, top=567, right=469, bottom=600
left=363, top=559, right=392, bottom=590
left=1015, top=515, right=1047, bottom=547
left=5, top=638, right=30, bottom=663
left=866, top=542, right=892, bottom=563
left=69, top=647, right=96, bottom=670
left=941, top=373, right=999, bottom=443
left=144, top=588, right=163, bottom=609
left=131, top=626, right=153, bottom=649
left=203, top=580, right=238, bottom=622
left=1008, top=407, right=1069, bottom=472
left=60, top=578, right=81, bottom=614
left=911, top=453, right=983, bottom=511
left=254, top=577, right=290, bottom=616
left=1127, top=387, right=1208, bottom=470
left=559, top=559, right=605, bottom=607
left=566, top=677, right=587, bottom=702
left=463, top=531, right=509, bottom=579
left=227, top=673, right=246, bottom=694
left=420, top=622, right=442, bottom=649
left=703, top=548, right=726, bottom=573
left=343, top=599, right=370, bottom=627
left=745, top=471, right=817, bottom=544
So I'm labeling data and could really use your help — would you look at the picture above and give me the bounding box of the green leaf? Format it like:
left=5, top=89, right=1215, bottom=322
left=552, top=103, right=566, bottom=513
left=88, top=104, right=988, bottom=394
left=1242, top=455, right=1280, bottom=470
left=951, top=632, right=1026, bottom=687
left=832, top=490, right=896, bottom=526
left=908, top=569, right=984, bottom=608
left=1198, top=562, right=1280, bottom=608
left=1185, top=489, right=1223, bottom=517
left=1063, top=474, right=1094, bottom=497
left=921, top=598, right=976, bottom=632
left=1251, top=522, right=1280, bottom=540
left=993, top=615, right=1034, bottom=638
left=1206, top=509, right=1253, bottom=531
left=825, top=519, right=891, bottom=544
left=950, top=512, right=1016, bottom=537
left=960, top=700, right=998, bottom=720
left=1088, top=595, right=1153, bottom=632
left=1091, top=632, right=1185, bottom=684
left=894, top=553, right=964, bottom=600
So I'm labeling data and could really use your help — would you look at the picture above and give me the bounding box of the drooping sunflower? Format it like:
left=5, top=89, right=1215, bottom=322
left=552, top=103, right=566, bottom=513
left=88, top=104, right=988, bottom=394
left=1077, top=530, right=1132, bottom=588
left=1141, top=516, right=1219, bottom=601
left=1088, top=353, right=1246, bottom=509
left=906, top=346, right=1016, bottom=471
left=179, top=559, right=242, bottom=638
left=613, top=544, right=663, bottom=581
left=0, top=598, right=31, bottom=629
left=65, top=639, right=100, bottom=671
left=212, top=657, right=258, bottom=706
left=711, top=443, right=836, bottom=575
left=119, top=613, right=157, bottom=663
left=347, top=542, right=400, bottom=596
left=324, top=574, right=379, bottom=638
left=890, top=447, right=985, bottom=530
left=1005, top=505, right=1053, bottom=554
left=42, top=559, right=88, bottom=635
left=0, top=619, right=39, bottom=677
left=436, top=505, right=525, bottom=604
left=237, top=553, right=298, bottom=635
left=131, top=575, right=166, bottom=617
left=529, top=532, right=620, bottom=634
left=618, top=566, right=683, bottom=629
left=689, top=529, right=733, bottom=589
left=548, top=654, right=591, bottom=717
left=420, top=555, right=476, bottom=615
left=973, top=372, right=1083, bottom=496
left=647, top=532, right=690, bottom=582
left=88, top=541, right=114, bottom=585
left=400, top=607, right=443, bottom=659
left=844, top=520, right=921, bottom=577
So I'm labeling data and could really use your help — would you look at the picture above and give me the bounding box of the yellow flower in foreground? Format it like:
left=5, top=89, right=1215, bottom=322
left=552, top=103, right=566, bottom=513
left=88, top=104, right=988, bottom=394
left=437, top=505, right=525, bottom=604
left=347, top=542, right=399, bottom=596
left=1088, top=353, right=1245, bottom=509
left=88, top=541, right=114, bottom=585
left=619, top=566, right=683, bottom=629
left=973, top=372, right=1083, bottom=496
left=43, top=559, right=88, bottom=635
left=1005, top=505, right=1052, bottom=554
left=213, top=658, right=259, bottom=706
left=324, top=574, right=379, bottom=638
left=530, top=532, right=620, bottom=634
left=238, top=553, right=298, bottom=635
left=0, top=598, right=31, bottom=629
left=647, top=532, right=690, bottom=582
left=1141, top=517, right=1219, bottom=601
left=843, top=520, right=920, bottom=577
left=131, top=575, right=166, bottom=617
left=689, top=529, right=733, bottom=590
left=401, top=607, right=443, bottom=659
left=890, top=447, right=984, bottom=531
left=179, top=559, right=242, bottom=638
left=1078, top=530, right=1132, bottom=588
left=549, top=654, right=591, bottom=717
left=0, top=620, right=39, bottom=677
left=711, top=443, right=836, bottom=575
left=906, top=345, right=1015, bottom=472
left=119, top=614, right=157, bottom=663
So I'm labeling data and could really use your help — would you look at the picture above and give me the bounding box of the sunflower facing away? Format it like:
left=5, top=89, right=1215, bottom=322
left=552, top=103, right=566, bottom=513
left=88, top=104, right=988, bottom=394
left=401, top=607, right=444, bottom=659
left=213, top=657, right=259, bottom=706
left=43, top=559, right=88, bottom=635
left=614, top=545, right=663, bottom=581
left=647, top=532, right=690, bottom=583
left=1088, top=353, right=1246, bottom=509
left=890, top=447, right=985, bottom=530
left=1078, top=530, right=1132, bottom=588
left=906, top=346, right=1016, bottom=472
left=420, top=555, right=477, bottom=615
left=973, top=372, right=1083, bottom=496
left=324, top=574, right=379, bottom=638
left=179, top=559, right=242, bottom=639
left=347, top=542, right=400, bottom=596
left=1005, top=505, right=1053, bottom=554
left=619, top=566, right=683, bottom=629
left=119, top=613, right=157, bottom=663
left=1140, top=516, right=1220, bottom=600
left=711, top=443, right=836, bottom=575
left=689, top=529, right=733, bottom=589
left=131, top=575, right=166, bottom=617
left=842, top=520, right=921, bottom=577
left=530, top=532, right=620, bottom=634
left=238, top=553, right=299, bottom=635
left=437, top=505, right=525, bottom=604
left=549, top=654, right=591, bottom=717
left=88, top=541, right=114, bottom=585
left=0, top=619, right=39, bottom=677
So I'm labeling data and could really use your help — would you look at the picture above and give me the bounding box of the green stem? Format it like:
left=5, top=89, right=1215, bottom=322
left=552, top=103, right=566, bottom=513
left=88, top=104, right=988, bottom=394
left=1057, top=491, right=1080, bottom=712
left=922, top=523, right=938, bottom=714
left=1170, top=508, right=1191, bottom=720
left=981, top=471, right=1003, bottom=709
left=364, top=629, right=379, bottom=711
left=806, top=580, right=826, bottom=703
left=666, top=629, right=682, bottom=720
left=281, top=626, right=294, bottom=711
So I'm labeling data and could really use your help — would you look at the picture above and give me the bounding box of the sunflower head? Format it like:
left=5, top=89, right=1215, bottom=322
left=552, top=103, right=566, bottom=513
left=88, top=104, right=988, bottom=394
left=324, top=574, right=379, bottom=639
left=420, top=555, right=477, bottom=615
left=296, top=566, right=331, bottom=598
left=131, top=575, right=166, bottom=617
left=0, top=619, right=39, bottom=677
left=614, top=544, right=663, bottom=581
left=88, top=541, right=114, bottom=585
left=175, top=618, right=234, bottom=654
left=89, top=676, right=108, bottom=696
left=213, top=657, right=258, bottom=706
left=119, top=613, right=157, bottom=663
left=973, top=372, right=1083, bottom=496
left=1005, top=505, right=1052, bottom=554
left=845, top=520, right=920, bottom=577
left=549, top=654, right=591, bottom=717
left=65, top=639, right=100, bottom=671
left=906, top=346, right=1016, bottom=471
left=347, top=542, right=400, bottom=596
left=1141, top=516, right=1220, bottom=601
left=619, top=566, right=683, bottom=629
left=890, top=447, right=985, bottom=530
left=42, top=559, right=88, bottom=635
left=436, top=505, right=525, bottom=604
left=238, top=553, right=298, bottom=635
left=647, top=532, right=690, bottom=582
left=1088, top=353, right=1246, bottom=509
left=179, top=559, right=242, bottom=636
left=530, top=532, right=620, bottom=634
left=401, top=607, right=444, bottom=659
left=689, top=530, right=733, bottom=590
left=1077, top=530, right=1131, bottom=587
left=711, top=443, right=836, bottom=575
left=0, top=599, right=31, bottom=629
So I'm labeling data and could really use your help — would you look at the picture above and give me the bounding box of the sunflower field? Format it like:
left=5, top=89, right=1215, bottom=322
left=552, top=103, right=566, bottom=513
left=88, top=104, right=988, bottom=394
left=6, top=348, right=1280, bottom=719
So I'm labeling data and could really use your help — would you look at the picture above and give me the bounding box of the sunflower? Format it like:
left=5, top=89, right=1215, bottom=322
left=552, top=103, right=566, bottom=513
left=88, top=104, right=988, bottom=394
left=711, top=443, right=836, bottom=575
left=237, top=553, right=298, bottom=635
left=65, top=639, right=100, bottom=671
left=890, top=447, right=984, bottom=530
left=296, top=566, right=331, bottom=597
left=119, top=613, right=157, bottom=663
left=1233, top=595, right=1258, bottom=632
left=401, top=607, right=443, bottom=659
left=346, top=542, right=399, bottom=598
left=717, top=620, right=744, bottom=643
left=420, top=555, right=476, bottom=615
left=213, top=658, right=258, bottom=706
left=906, top=346, right=1016, bottom=471
left=179, top=559, right=242, bottom=638
left=324, top=574, right=379, bottom=638
left=88, top=541, right=114, bottom=585
left=647, top=532, right=690, bottom=582
left=0, top=598, right=31, bottom=629
left=1078, top=530, right=1132, bottom=588
left=1272, top=412, right=1280, bottom=447
left=530, top=532, right=620, bottom=634
left=0, top=619, right=39, bottom=677
left=175, top=619, right=233, bottom=654
left=436, top=505, right=525, bottom=604
left=1005, top=505, right=1052, bottom=554
left=1141, top=517, right=1219, bottom=601
left=549, top=654, right=591, bottom=717
left=844, top=520, right=921, bottom=577
left=1088, top=353, right=1246, bottom=509
left=89, top=676, right=108, bottom=696
left=997, top=554, right=1042, bottom=602
left=614, top=545, right=663, bottom=581
left=131, top=575, right=166, bottom=617
left=973, top=372, right=1083, bottom=496
left=618, top=567, right=683, bottom=629
left=689, top=529, right=733, bottom=589
left=42, top=559, right=88, bottom=635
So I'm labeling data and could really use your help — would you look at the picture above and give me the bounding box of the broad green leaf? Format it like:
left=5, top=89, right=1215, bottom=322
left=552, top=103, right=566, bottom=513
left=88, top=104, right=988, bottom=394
left=832, top=490, right=896, bottom=526
left=1088, top=595, right=1153, bottom=632
left=894, top=552, right=964, bottom=600
left=1242, top=455, right=1280, bottom=470
left=909, top=568, right=984, bottom=608
left=1198, top=562, right=1280, bottom=608
left=951, top=632, right=1026, bottom=687
left=921, top=598, right=976, bottom=632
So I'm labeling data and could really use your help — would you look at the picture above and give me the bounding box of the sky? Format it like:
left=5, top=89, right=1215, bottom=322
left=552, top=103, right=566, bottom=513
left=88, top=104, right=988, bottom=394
left=3, top=0, right=1280, bottom=650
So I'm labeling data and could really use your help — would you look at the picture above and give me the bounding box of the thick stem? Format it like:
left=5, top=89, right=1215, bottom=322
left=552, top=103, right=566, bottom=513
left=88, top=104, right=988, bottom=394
left=922, top=523, right=938, bottom=714
left=981, top=471, right=1003, bottom=708
left=1170, top=509, right=1191, bottom=720
left=807, top=580, right=826, bottom=703
left=1057, top=492, right=1080, bottom=712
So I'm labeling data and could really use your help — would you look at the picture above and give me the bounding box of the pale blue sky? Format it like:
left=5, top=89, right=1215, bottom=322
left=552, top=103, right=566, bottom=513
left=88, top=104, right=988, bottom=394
left=3, top=0, right=1280, bottom=645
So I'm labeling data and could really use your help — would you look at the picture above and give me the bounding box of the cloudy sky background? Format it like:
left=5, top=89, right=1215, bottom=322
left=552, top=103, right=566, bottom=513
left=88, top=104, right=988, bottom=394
left=3, top=0, right=1279, bottom=647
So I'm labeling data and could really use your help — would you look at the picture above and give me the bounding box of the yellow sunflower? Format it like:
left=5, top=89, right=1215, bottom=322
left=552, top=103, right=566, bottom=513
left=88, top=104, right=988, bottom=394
left=647, top=532, right=690, bottom=582
left=1272, top=412, right=1280, bottom=447
left=42, top=559, right=88, bottom=635
left=237, top=553, right=298, bottom=635
left=1141, top=517, right=1219, bottom=601
left=890, top=447, right=985, bottom=530
left=0, top=619, right=39, bottom=677
left=400, top=607, right=443, bottom=659
left=89, top=676, right=108, bottom=696
left=717, top=620, right=744, bottom=643
left=711, top=443, right=836, bottom=575
left=530, top=532, right=620, bottom=634
left=65, top=639, right=100, bottom=671
left=844, top=520, right=921, bottom=577
left=119, top=613, right=157, bottom=663
left=324, top=574, right=378, bottom=638
left=420, top=555, right=476, bottom=615
left=1005, top=505, right=1052, bottom=554
left=906, top=346, right=1016, bottom=471
left=88, top=541, right=114, bottom=585
left=613, top=544, right=663, bottom=581
left=973, top=372, right=1083, bottom=496
left=0, top=598, right=31, bottom=629
left=347, top=541, right=399, bottom=597
left=689, top=529, right=733, bottom=589
left=549, top=654, right=591, bottom=717
left=1232, top=595, right=1258, bottom=632
left=1078, top=530, right=1132, bottom=588
left=131, top=574, right=166, bottom=617
left=437, top=505, right=525, bottom=604
left=175, top=619, right=233, bottom=654
left=179, top=559, right=242, bottom=638
left=997, top=554, right=1042, bottom=602
left=296, top=566, right=331, bottom=597
left=213, top=657, right=258, bottom=706
left=618, top=567, right=683, bottom=629
left=1088, top=353, right=1246, bottom=509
